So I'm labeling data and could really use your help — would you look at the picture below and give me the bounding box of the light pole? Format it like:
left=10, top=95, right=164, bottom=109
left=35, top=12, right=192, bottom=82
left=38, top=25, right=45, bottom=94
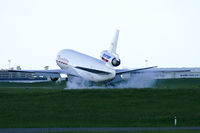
left=8, top=60, right=11, bottom=70
left=145, top=59, right=148, bottom=67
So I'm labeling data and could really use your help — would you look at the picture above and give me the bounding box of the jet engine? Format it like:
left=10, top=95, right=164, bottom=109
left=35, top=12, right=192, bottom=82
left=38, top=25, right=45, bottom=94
left=111, top=58, right=121, bottom=67
left=100, top=50, right=121, bottom=67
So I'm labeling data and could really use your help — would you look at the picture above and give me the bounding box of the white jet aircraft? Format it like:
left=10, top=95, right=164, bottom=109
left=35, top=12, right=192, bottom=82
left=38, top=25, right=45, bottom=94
left=56, top=30, right=156, bottom=82
left=10, top=30, right=158, bottom=87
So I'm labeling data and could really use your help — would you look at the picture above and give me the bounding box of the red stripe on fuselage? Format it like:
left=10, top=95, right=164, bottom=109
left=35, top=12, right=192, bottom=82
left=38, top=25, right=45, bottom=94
left=101, top=57, right=109, bottom=62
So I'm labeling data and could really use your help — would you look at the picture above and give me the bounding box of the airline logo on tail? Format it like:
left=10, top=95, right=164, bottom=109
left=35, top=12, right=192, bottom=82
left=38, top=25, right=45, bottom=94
left=101, top=54, right=111, bottom=62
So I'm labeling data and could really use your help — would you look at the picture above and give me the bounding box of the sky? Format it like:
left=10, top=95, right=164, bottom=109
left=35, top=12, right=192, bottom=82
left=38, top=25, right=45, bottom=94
left=0, top=0, right=200, bottom=70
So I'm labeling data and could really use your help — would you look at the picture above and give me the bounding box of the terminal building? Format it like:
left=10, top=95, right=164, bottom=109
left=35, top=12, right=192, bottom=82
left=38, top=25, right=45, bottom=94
left=153, top=68, right=200, bottom=79
left=0, top=70, right=47, bottom=81
left=1, top=67, right=200, bottom=81
left=0, top=66, right=48, bottom=81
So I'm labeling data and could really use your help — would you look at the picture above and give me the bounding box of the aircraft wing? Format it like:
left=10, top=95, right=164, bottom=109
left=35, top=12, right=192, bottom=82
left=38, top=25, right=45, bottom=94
left=110, top=66, right=192, bottom=84
left=148, top=68, right=191, bottom=72
left=115, top=66, right=192, bottom=75
left=116, top=66, right=158, bottom=74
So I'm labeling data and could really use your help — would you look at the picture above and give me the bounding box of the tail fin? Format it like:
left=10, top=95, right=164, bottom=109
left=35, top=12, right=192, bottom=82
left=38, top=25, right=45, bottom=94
left=109, top=29, right=119, bottom=54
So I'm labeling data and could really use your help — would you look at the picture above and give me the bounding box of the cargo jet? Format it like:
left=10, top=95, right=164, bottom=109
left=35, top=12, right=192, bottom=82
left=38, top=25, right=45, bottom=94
left=56, top=30, right=156, bottom=82
left=9, top=30, right=159, bottom=86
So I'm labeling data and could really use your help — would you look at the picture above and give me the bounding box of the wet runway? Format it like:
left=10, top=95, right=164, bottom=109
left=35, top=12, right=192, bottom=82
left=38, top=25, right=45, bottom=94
left=0, top=127, right=200, bottom=133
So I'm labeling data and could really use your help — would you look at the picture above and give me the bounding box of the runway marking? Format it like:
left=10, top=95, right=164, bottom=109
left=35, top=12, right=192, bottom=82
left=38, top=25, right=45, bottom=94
left=1, top=127, right=200, bottom=133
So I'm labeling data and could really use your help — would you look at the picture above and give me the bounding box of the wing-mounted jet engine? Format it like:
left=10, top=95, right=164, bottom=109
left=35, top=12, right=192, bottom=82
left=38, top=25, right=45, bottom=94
left=100, top=29, right=121, bottom=67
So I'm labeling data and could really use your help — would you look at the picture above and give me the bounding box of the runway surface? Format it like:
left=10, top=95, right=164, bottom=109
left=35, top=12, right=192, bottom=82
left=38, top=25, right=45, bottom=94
left=0, top=127, right=200, bottom=133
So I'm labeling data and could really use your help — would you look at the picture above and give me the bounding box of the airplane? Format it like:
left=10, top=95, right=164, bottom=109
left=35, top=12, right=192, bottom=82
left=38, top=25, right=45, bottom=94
left=10, top=30, right=190, bottom=88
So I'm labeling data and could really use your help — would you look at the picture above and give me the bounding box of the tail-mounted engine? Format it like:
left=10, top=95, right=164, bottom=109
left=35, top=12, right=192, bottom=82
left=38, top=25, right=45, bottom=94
left=100, top=50, right=121, bottom=67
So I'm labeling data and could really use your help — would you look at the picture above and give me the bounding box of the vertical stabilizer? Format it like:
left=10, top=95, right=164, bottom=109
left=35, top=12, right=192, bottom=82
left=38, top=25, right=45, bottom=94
left=100, top=29, right=121, bottom=67
left=109, top=29, right=119, bottom=53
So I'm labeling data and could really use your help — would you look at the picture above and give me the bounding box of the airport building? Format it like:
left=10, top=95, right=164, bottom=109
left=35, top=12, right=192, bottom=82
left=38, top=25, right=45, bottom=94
left=0, top=70, right=47, bottom=81
left=1, top=67, right=200, bottom=81
left=153, top=68, right=200, bottom=79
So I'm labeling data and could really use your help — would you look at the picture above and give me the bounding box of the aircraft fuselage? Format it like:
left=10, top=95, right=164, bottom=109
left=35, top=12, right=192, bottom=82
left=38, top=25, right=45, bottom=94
left=56, top=49, right=116, bottom=82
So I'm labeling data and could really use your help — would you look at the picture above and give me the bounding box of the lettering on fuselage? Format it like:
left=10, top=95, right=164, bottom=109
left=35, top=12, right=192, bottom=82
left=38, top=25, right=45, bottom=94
left=57, top=55, right=69, bottom=65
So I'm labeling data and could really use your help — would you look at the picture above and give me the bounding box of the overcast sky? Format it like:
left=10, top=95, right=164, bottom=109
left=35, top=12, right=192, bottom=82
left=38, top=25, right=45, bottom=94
left=0, top=0, right=200, bottom=69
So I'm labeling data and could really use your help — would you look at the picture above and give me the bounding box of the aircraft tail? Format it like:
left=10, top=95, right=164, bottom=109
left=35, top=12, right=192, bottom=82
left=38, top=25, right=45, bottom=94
left=108, top=29, right=119, bottom=54
left=100, top=29, right=121, bottom=67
